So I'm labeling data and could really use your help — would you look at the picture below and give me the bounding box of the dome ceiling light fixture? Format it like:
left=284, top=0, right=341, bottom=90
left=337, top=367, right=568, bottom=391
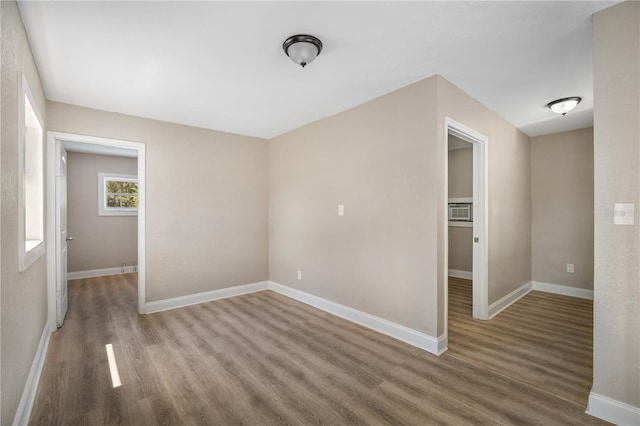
left=547, top=96, right=582, bottom=116
left=283, top=34, right=323, bottom=68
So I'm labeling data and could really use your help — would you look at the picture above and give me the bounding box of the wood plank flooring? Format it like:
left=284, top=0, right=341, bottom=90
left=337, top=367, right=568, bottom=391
left=29, top=274, right=607, bottom=425
left=447, top=277, right=595, bottom=407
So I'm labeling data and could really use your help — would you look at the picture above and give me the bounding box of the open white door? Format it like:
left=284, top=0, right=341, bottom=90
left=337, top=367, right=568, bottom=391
left=56, top=142, right=69, bottom=327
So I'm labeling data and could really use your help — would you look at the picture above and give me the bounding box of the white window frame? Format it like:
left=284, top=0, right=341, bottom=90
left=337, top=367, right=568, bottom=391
left=18, top=75, right=45, bottom=271
left=98, top=172, right=139, bottom=216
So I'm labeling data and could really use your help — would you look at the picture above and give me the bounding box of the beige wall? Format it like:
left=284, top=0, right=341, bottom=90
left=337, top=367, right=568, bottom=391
left=270, top=76, right=440, bottom=336
left=592, top=1, right=640, bottom=409
left=2, top=1, right=635, bottom=421
left=47, top=102, right=269, bottom=302
left=436, top=76, right=532, bottom=332
left=0, top=1, right=48, bottom=423
left=448, top=227, right=472, bottom=272
left=448, top=144, right=473, bottom=198
left=270, top=75, right=532, bottom=339
left=67, top=152, right=138, bottom=272
left=531, top=128, right=594, bottom=289
left=448, top=146, right=473, bottom=272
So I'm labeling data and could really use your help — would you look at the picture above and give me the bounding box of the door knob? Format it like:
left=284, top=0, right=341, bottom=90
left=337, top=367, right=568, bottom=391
left=66, top=237, right=74, bottom=242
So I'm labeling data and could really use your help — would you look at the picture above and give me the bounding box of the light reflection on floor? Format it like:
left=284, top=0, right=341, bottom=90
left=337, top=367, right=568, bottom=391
left=105, top=343, right=122, bottom=388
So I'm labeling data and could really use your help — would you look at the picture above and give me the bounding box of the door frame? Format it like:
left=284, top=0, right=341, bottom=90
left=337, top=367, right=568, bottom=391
left=46, top=132, right=146, bottom=332
left=443, top=117, right=489, bottom=331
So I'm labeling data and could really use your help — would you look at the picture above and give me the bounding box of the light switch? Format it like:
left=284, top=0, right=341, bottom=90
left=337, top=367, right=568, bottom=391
left=613, top=203, right=635, bottom=225
left=338, top=204, right=345, bottom=216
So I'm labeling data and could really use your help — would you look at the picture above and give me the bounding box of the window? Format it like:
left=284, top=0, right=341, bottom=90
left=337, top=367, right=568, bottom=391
left=19, top=76, right=45, bottom=271
left=98, top=173, right=138, bottom=216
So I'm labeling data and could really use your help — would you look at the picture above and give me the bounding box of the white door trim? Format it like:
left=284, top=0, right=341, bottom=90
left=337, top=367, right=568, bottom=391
left=46, top=131, right=146, bottom=330
left=443, top=117, right=489, bottom=335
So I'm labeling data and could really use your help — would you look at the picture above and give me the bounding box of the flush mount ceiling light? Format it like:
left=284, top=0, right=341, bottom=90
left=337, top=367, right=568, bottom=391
left=547, top=97, right=582, bottom=115
left=283, top=34, right=323, bottom=68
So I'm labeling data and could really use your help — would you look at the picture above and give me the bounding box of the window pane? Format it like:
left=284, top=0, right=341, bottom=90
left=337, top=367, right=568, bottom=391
left=105, top=178, right=138, bottom=208
left=106, top=180, right=138, bottom=194
left=106, top=195, right=138, bottom=208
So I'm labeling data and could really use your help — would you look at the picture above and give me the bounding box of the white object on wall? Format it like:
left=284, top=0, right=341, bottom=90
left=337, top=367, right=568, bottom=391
left=613, top=203, right=635, bottom=225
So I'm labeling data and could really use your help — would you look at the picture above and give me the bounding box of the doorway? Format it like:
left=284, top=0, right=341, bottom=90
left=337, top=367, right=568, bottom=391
left=46, top=132, right=146, bottom=331
left=444, top=117, right=489, bottom=336
left=447, top=134, right=473, bottom=319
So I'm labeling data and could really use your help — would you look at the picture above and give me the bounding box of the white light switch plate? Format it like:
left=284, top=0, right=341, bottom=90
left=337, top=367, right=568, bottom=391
left=613, top=203, right=635, bottom=225
left=338, top=204, right=344, bottom=216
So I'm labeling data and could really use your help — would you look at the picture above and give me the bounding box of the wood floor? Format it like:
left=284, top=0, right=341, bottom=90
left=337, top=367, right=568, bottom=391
left=30, top=275, right=607, bottom=425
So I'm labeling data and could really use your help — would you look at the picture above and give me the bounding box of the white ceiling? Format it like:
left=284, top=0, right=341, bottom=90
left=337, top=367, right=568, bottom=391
left=18, top=1, right=617, bottom=139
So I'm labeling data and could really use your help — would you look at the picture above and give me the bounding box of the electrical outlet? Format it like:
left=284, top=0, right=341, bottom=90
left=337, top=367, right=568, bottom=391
left=297, top=270, right=302, bottom=280
left=566, top=264, right=574, bottom=273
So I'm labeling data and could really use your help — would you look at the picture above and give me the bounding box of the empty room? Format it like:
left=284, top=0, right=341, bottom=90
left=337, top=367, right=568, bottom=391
left=1, top=1, right=638, bottom=425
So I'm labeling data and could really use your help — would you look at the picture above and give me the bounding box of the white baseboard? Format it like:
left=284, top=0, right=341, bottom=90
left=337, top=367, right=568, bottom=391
left=268, top=281, right=444, bottom=355
left=587, top=391, right=640, bottom=425
left=13, top=323, right=52, bottom=426
left=142, top=279, right=445, bottom=355
left=68, top=266, right=138, bottom=280
left=448, top=269, right=472, bottom=280
left=532, top=281, right=594, bottom=300
left=437, top=334, right=448, bottom=355
left=143, top=281, right=269, bottom=314
left=488, top=281, right=532, bottom=319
